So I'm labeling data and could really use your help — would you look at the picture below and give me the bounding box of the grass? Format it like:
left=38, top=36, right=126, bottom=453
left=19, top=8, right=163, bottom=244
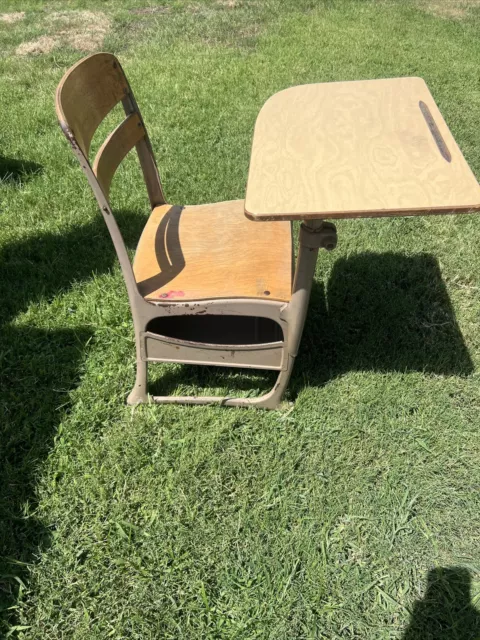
left=1, top=0, right=480, bottom=637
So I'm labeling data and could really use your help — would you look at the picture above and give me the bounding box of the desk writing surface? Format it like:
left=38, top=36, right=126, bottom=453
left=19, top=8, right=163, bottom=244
left=245, top=77, right=480, bottom=221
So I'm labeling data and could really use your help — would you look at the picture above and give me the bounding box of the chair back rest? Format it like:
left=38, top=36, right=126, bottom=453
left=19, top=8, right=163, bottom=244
left=55, top=53, right=165, bottom=307
left=56, top=52, right=164, bottom=208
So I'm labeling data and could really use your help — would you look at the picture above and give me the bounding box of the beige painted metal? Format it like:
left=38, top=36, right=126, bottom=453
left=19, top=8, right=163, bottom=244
left=56, top=52, right=325, bottom=409
left=143, top=332, right=285, bottom=369
left=245, top=77, right=480, bottom=221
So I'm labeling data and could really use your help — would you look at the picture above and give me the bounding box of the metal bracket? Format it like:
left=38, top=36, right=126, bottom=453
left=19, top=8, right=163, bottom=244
left=300, top=221, right=337, bottom=251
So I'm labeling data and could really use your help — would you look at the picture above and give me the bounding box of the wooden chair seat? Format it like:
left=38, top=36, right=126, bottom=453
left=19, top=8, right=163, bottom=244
left=133, top=199, right=293, bottom=302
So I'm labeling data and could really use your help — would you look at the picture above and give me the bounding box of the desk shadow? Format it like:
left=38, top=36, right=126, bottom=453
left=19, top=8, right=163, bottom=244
left=402, top=567, right=480, bottom=640
left=0, top=157, right=42, bottom=185
left=148, top=364, right=277, bottom=398
left=296, top=252, right=473, bottom=390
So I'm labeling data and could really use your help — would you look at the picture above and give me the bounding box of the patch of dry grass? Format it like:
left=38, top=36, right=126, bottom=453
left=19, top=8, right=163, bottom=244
left=0, top=12, right=25, bottom=23
left=417, top=0, right=480, bottom=18
left=16, top=10, right=111, bottom=56
left=217, top=0, right=242, bottom=8
left=16, top=35, right=56, bottom=55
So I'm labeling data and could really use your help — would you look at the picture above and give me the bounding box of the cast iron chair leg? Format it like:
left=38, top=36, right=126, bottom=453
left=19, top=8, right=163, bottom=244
left=127, top=358, right=148, bottom=405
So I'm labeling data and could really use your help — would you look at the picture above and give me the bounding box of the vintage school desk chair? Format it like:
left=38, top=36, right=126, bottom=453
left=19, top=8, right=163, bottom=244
left=56, top=55, right=480, bottom=409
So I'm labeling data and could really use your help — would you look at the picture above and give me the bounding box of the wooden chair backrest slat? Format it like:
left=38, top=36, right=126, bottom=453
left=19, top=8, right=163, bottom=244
left=56, top=52, right=129, bottom=157
left=56, top=53, right=165, bottom=208
left=93, top=112, right=146, bottom=198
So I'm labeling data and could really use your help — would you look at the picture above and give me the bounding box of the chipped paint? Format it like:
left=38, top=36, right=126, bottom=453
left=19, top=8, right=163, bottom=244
left=158, top=290, right=185, bottom=299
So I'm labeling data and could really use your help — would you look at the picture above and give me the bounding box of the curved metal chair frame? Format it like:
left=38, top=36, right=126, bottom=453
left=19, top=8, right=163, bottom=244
left=55, top=53, right=335, bottom=409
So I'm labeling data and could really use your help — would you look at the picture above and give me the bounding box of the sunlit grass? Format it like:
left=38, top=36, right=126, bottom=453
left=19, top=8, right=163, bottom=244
left=1, top=0, right=480, bottom=637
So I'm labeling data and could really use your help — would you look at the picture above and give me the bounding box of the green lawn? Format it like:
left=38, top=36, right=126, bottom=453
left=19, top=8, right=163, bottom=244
left=1, top=0, right=480, bottom=637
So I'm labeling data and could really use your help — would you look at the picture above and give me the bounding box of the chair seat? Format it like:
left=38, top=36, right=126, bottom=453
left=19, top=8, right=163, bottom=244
left=133, top=199, right=293, bottom=302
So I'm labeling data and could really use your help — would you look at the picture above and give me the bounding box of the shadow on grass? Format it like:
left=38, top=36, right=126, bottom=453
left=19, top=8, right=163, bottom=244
left=0, top=157, right=43, bottom=185
left=0, top=326, right=92, bottom=632
left=0, top=210, right=145, bottom=325
left=402, top=567, right=480, bottom=640
left=150, top=251, right=473, bottom=398
left=294, top=251, right=473, bottom=392
left=0, top=210, right=146, bottom=634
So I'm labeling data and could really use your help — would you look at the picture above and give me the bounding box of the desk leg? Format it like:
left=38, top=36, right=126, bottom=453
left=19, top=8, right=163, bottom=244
left=280, top=220, right=337, bottom=396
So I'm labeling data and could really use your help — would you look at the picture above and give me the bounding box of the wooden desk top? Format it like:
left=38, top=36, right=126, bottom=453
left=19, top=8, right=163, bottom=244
left=245, top=77, right=480, bottom=221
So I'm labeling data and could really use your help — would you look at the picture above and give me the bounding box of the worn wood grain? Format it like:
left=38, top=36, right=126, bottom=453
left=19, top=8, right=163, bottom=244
left=133, top=200, right=293, bottom=302
left=56, top=52, right=128, bottom=157
left=245, top=77, right=480, bottom=220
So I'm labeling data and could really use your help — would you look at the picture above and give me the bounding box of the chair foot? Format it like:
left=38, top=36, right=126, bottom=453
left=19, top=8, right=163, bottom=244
left=127, top=360, right=148, bottom=405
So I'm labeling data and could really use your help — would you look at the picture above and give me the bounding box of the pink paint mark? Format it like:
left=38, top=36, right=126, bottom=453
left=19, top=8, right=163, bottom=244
left=158, top=290, right=185, bottom=299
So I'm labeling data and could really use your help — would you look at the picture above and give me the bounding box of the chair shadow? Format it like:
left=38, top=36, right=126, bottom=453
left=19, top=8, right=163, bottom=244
left=136, top=204, right=186, bottom=298
left=0, top=157, right=43, bottom=185
left=402, top=567, right=480, bottom=639
left=294, top=252, right=473, bottom=391
left=0, top=209, right=146, bottom=633
left=0, top=326, right=91, bottom=632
